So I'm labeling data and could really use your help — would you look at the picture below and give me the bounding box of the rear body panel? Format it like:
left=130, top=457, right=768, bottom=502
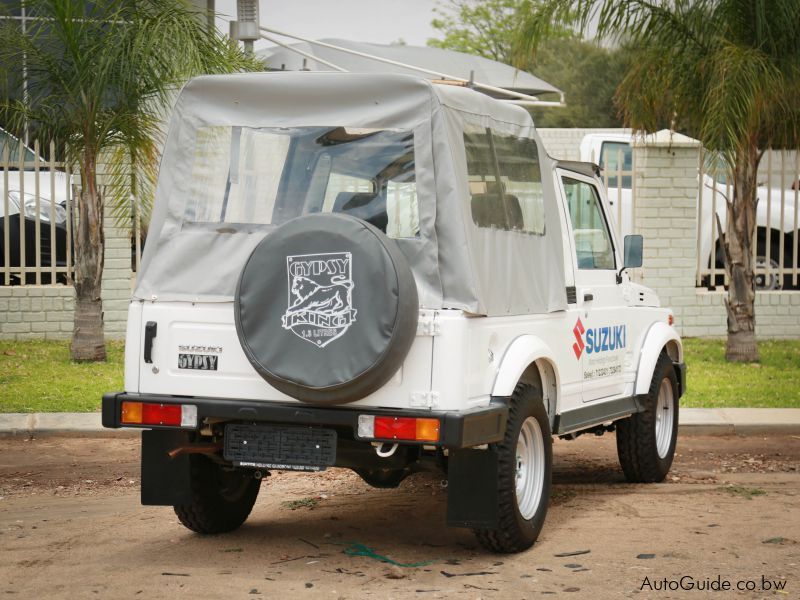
left=131, top=301, right=435, bottom=410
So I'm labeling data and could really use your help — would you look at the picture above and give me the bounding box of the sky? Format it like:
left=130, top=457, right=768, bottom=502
left=213, top=0, right=442, bottom=51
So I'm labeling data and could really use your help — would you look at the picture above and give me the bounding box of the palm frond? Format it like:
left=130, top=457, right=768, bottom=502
left=515, top=0, right=799, bottom=153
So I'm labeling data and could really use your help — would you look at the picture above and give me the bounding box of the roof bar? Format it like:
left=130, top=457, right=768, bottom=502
left=259, top=26, right=565, bottom=107
left=509, top=99, right=566, bottom=107
left=259, top=32, right=348, bottom=72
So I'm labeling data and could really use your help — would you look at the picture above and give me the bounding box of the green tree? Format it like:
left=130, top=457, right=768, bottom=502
left=0, top=0, right=259, bottom=361
left=528, top=37, right=630, bottom=128
left=428, top=0, right=629, bottom=127
left=517, top=0, right=800, bottom=362
left=429, top=0, right=523, bottom=63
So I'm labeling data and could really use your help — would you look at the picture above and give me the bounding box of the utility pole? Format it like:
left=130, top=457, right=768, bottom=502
left=206, top=0, right=215, bottom=32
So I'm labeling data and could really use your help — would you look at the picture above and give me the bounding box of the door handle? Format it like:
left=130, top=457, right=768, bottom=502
left=144, top=321, right=157, bottom=363
left=583, top=292, right=594, bottom=302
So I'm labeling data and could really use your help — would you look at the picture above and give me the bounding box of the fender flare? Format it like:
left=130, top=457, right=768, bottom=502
left=492, top=335, right=561, bottom=414
left=634, top=321, right=683, bottom=396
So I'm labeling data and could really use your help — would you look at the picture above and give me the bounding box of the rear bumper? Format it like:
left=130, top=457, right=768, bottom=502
left=102, top=392, right=508, bottom=449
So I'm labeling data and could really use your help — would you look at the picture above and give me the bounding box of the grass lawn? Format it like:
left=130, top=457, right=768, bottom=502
left=0, top=338, right=797, bottom=413
left=681, top=338, right=800, bottom=408
left=0, top=340, right=123, bottom=413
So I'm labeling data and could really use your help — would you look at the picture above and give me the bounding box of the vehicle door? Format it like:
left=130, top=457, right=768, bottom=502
left=557, top=169, right=627, bottom=402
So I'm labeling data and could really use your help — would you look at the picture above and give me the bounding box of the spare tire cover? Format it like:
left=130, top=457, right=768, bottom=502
left=235, top=213, right=419, bottom=404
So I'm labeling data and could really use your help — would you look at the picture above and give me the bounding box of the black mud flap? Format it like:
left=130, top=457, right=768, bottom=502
left=141, top=429, right=192, bottom=506
left=446, top=449, right=499, bottom=529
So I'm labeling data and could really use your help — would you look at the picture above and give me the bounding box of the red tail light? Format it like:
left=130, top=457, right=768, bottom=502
left=358, top=415, right=440, bottom=442
left=121, top=402, right=196, bottom=427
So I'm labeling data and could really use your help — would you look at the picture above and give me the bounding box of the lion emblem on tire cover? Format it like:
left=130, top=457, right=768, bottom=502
left=281, top=252, right=357, bottom=347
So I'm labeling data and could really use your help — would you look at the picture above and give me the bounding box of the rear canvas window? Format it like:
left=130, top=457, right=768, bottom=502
left=183, top=126, right=420, bottom=239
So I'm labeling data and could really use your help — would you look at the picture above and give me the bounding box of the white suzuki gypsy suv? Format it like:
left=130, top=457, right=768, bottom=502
left=103, top=72, right=686, bottom=554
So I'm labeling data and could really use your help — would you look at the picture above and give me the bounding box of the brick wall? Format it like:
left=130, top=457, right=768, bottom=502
left=691, top=291, right=800, bottom=338
left=632, top=137, right=704, bottom=330
left=0, top=286, right=75, bottom=340
left=101, top=215, right=133, bottom=338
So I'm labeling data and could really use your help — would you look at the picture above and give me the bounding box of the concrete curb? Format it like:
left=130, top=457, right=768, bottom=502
left=2, top=408, right=800, bottom=437
left=678, top=408, right=800, bottom=436
left=0, top=412, right=135, bottom=437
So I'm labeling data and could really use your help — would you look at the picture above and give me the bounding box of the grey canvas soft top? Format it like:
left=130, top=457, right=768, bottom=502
left=135, top=71, right=567, bottom=316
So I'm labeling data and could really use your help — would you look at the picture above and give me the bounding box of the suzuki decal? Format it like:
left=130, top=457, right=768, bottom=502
left=573, top=318, right=626, bottom=358
left=281, top=252, right=357, bottom=348
left=572, top=318, right=627, bottom=379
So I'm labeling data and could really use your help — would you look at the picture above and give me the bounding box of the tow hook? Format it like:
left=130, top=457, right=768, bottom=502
left=375, top=442, right=399, bottom=458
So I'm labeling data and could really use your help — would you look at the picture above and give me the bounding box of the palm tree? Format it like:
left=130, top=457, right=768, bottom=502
left=0, top=0, right=259, bottom=361
left=516, top=0, right=799, bottom=362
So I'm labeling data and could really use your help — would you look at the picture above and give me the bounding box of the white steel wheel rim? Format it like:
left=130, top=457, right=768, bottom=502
left=755, top=256, right=780, bottom=290
left=655, top=378, right=675, bottom=459
left=515, top=417, right=545, bottom=520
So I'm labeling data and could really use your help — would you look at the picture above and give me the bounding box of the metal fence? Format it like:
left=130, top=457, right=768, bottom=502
left=1, top=139, right=74, bottom=286
left=592, top=143, right=800, bottom=291
left=696, top=148, right=800, bottom=291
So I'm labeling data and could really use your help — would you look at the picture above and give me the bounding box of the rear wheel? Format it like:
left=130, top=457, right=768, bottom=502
left=616, top=352, right=679, bottom=483
left=474, top=383, right=552, bottom=553
left=174, top=455, right=261, bottom=534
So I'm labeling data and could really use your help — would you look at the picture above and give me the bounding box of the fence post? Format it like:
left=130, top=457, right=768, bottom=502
left=632, top=131, right=701, bottom=335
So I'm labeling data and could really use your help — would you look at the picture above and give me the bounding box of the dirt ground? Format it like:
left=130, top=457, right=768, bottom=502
left=0, top=433, right=798, bottom=599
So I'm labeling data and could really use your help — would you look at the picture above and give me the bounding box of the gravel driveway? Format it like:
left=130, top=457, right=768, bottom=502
left=0, top=434, right=797, bottom=598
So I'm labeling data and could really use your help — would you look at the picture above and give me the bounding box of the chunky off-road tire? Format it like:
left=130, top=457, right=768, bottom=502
left=174, top=455, right=261, bottom=534
left=354, top=467, right=410, bottom=489
left=616, top=352, right=679, bottom=483
left=474, top=383, right=552, bottom=553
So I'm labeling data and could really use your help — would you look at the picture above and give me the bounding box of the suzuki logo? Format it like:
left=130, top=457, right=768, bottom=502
left=572, top=318, right=585, bottom=359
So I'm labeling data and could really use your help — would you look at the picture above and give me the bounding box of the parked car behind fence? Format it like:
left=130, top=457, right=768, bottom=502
left=0, top=128, right=73, bottom=285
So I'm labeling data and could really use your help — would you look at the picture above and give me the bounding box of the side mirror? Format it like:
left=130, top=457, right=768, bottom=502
left=617, top=235, right=643, bottom=283
left=624, top=234, right=643, bottom=269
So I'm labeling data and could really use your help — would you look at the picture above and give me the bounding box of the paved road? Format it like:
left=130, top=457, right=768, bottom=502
left=0, top=434, right=798, bottom=599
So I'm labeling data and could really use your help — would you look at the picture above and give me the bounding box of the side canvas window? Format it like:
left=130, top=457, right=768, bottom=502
left=464, top=127, right=545, bottom=234
left=562, top=177, right=616, bottom=270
